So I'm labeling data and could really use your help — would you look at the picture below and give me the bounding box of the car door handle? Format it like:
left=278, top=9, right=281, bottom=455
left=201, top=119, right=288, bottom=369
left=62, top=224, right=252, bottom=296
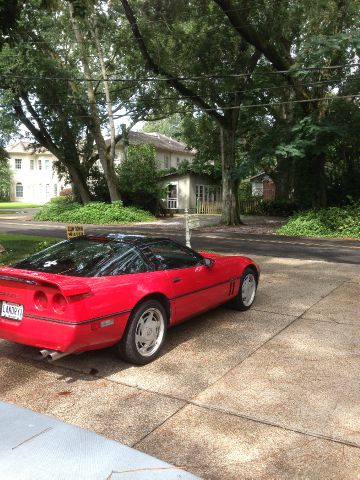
left=172, top=277, right=181, bottom=283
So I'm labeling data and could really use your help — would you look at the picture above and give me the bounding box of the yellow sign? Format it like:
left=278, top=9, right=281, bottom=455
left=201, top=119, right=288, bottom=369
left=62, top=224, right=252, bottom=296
left=66, top=225, right=85, bottom=239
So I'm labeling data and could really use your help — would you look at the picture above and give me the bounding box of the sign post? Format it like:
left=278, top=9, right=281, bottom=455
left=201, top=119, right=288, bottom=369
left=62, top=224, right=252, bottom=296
left=184, top=210, right=200, bottom=248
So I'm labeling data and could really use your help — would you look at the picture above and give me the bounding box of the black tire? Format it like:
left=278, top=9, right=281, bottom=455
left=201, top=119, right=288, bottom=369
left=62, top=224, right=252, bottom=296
left=228, top=268, right=258, bottom=311
left=115, top=299, right=167, bottom=365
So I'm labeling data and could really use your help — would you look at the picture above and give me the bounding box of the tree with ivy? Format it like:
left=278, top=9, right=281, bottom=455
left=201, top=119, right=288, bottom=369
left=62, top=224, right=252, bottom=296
left=0, top=147, right=11, bottom=200
left=214, top=0, right=360, bottom=207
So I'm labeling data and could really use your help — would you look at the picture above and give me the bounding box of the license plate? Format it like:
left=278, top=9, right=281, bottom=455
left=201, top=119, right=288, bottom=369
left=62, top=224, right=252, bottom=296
left=1, top=301, right=24, bottom=321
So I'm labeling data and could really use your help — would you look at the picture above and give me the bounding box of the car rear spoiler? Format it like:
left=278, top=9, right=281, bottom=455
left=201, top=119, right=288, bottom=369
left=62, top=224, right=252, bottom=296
left=0, top=267, right=91, bottom=297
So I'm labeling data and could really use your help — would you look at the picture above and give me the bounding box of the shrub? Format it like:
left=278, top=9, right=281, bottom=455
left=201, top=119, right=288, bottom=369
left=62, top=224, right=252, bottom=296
left=59, top=187, right=73, bottom=197
left=277, top=203, right=360, bottom=238
left=117, top=144, right=162, bottom=214
left=34, top=197, right=154, bottom=224
left=255, top=199, right=299, bottom=217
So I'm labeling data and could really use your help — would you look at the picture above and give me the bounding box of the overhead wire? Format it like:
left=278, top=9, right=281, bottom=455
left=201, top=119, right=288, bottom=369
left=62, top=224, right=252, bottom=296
left=1, top=94, right=358, bottom=118
left=0, top=78, right=347, bottom=110
left=0, top=63, right=358, bottom=83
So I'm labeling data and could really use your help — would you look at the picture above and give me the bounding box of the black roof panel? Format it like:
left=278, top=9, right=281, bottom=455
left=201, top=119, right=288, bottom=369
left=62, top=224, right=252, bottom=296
left=83, top=234, right=171, bottom=247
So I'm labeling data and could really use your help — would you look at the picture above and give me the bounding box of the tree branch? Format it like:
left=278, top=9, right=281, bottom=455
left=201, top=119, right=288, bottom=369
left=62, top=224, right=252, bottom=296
left=13, top=100, right=59, bottom=158
left=120, top=0, right=225, bottom=126
left=213, top=0, right=312, bottom=104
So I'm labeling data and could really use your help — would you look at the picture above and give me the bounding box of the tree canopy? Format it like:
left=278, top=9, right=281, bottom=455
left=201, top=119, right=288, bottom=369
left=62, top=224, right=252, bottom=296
left=0, top=0, right=359, bottom=219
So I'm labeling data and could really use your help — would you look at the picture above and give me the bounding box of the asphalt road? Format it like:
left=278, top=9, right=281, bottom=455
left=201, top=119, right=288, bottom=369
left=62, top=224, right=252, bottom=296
left=1, top=217, right=360, bottom=265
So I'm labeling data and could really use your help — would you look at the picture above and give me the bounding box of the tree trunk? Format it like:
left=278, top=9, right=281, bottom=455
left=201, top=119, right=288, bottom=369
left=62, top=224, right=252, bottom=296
left=66, top=163, right=92, bottom=204
left=69, top=3, right=121, bottom=203
left=220, top=126, right=242, bottom=225
left=272, top=157, right=292, bottom=201
left=293, top=155, right=327, bottom=209
left=310, top=155, right=327, bottom=208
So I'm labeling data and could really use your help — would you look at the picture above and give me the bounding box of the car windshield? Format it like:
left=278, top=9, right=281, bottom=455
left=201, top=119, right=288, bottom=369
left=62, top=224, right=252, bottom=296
left=13, top=238, right=149, bottom=277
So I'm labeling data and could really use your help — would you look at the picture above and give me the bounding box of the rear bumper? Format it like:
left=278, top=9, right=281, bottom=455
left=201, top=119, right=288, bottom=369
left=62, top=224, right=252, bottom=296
left=0, top=312, right=130, bottom=353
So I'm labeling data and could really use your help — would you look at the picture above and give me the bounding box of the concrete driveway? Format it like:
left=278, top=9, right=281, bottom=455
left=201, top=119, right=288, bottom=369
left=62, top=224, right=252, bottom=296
left=1, top=255, right=360, bottom=479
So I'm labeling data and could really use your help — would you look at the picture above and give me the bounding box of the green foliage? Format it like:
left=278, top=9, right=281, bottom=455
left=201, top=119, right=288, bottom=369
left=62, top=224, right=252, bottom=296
left=277, top=204, right=360, bottom=238
left=34, top=197, right=154, bottom=224
left=141, top=114, right=183, bottom=140
left=117, top=144, right=162, bottom=214
left=174, top=157, right=221, bottom=181
left=238, top=182, right=252, bottom=201
left=87, top=165, right=110, bottom=202
left=0, top=233, right=60, bottom=265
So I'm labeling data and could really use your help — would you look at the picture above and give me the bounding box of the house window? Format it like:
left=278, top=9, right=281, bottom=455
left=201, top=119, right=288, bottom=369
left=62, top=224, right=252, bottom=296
left=30, top=159, right=34, bottom=170
left=164, top=155, right=170, bottom=169
left=177, top=157, right=180, bottom=166
left=196, top=184, right=221, bottom=204
left=15, top=159, right=22, bottom=169
left=45, top=160, right=50, bottom=170
left=38, top=159, right=42, bottom=170
left=16, top=183, right=23, bottom=197
left=54, top=184, right=58, bottom=196
left=46, top=184, right=50, bottom=196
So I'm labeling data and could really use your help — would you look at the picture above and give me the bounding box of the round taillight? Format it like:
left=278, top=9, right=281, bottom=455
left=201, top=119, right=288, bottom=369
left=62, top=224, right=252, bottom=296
left=34, top=291, right=48, bottom=311
left=52, top=293, right=67, bottom=314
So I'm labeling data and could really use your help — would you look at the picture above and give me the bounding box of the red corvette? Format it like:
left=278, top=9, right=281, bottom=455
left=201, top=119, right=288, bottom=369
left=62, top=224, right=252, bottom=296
left=0, top=235, right=259, bottom=364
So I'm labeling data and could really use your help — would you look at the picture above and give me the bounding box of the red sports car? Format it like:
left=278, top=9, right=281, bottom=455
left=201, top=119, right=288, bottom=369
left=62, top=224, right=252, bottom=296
left=0, top=235, right=259, bottom=364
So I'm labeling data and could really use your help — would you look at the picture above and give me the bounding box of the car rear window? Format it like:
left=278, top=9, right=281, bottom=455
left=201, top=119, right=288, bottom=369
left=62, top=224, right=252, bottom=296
left=13, top=239, right=149, bottom=277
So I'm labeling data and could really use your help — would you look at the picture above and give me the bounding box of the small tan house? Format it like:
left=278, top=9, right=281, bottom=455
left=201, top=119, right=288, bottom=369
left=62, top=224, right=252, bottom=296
left=160, top=172, right=222, bottom=213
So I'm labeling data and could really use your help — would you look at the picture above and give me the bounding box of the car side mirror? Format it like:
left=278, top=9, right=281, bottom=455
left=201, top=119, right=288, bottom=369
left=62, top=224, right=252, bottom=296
left=203, top=257, right=215, bottom=268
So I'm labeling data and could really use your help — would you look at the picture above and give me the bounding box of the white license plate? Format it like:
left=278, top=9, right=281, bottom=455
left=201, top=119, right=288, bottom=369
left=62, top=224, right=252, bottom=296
left=1, top=301, right=24, bottom=321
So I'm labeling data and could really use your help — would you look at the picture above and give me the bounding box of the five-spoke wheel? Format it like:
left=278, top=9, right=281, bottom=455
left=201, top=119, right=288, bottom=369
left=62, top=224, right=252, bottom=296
left=115, top=299, right=167, bottom=364
left=229, top=268, right=258, bottom=311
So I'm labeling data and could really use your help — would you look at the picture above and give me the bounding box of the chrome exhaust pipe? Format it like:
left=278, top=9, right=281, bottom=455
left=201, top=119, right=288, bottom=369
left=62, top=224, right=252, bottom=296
left=40, top=349, right=51, bottom=358
left=39, top=349, right=70, bottom=362
left=47, top=351, right=70, bottom=362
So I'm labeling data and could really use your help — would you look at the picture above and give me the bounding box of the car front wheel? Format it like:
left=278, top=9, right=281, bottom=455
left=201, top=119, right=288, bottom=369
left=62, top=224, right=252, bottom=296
left=115, top=299, right=167, bottom=365
left=229, top=268, right=258, bottom=311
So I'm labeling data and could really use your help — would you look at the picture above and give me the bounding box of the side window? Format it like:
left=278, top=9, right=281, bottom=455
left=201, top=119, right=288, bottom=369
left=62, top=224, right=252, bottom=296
left=99, top=249, right=149, bottom=276
left=148, top=241, right=202, bottom=270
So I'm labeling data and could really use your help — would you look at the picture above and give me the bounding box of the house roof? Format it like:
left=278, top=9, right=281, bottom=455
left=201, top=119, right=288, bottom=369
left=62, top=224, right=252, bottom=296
left=160, top=171, right=218, bottom=182
left=128, top=131, right=196, bottom=155
left=7, top=132, right=196, bottom=156
left=249, top=172, right=269, bottom=181
left=6, top=141, right=50, bottom=155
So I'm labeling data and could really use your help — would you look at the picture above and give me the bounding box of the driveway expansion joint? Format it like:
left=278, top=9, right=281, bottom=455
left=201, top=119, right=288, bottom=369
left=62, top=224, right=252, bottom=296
left=188, top=401, right=360, bottom=451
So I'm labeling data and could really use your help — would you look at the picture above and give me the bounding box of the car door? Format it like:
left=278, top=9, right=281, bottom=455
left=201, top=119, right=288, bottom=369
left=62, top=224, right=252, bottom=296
left=143, top=241, right=229, bottom=324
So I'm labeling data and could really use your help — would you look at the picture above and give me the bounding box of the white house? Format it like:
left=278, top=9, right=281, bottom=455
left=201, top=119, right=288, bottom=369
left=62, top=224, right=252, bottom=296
left=6, top=141, right=65, bottom=204
left=6, top=132, right=221, bottom=212
left=122, top=131, right=196, bottom=170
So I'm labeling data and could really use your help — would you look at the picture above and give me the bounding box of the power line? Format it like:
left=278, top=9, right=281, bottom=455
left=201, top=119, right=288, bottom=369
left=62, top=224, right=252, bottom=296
left=0, top=63, right=358, bottom=83
left=6, top=26, right=355, bottom=50
left=1, top=94, right=358, bottom=115
left=0, top=79, right=345, bottom=109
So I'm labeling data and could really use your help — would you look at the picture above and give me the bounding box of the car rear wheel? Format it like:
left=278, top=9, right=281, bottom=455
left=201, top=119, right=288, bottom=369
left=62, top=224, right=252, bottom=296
left=115, top=299, right=167, bottom=365
left=228, top=268, right=257, bottom=311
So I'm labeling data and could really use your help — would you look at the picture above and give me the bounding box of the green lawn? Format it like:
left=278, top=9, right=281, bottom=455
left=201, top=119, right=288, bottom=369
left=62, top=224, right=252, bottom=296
left=0, top=202, right=41, bottom=209
left=0, top=234, right=61, bottom=265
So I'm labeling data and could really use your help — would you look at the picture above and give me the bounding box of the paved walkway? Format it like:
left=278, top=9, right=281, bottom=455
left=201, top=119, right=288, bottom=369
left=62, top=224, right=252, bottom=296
left=1, top=255, right=360, bottom=479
